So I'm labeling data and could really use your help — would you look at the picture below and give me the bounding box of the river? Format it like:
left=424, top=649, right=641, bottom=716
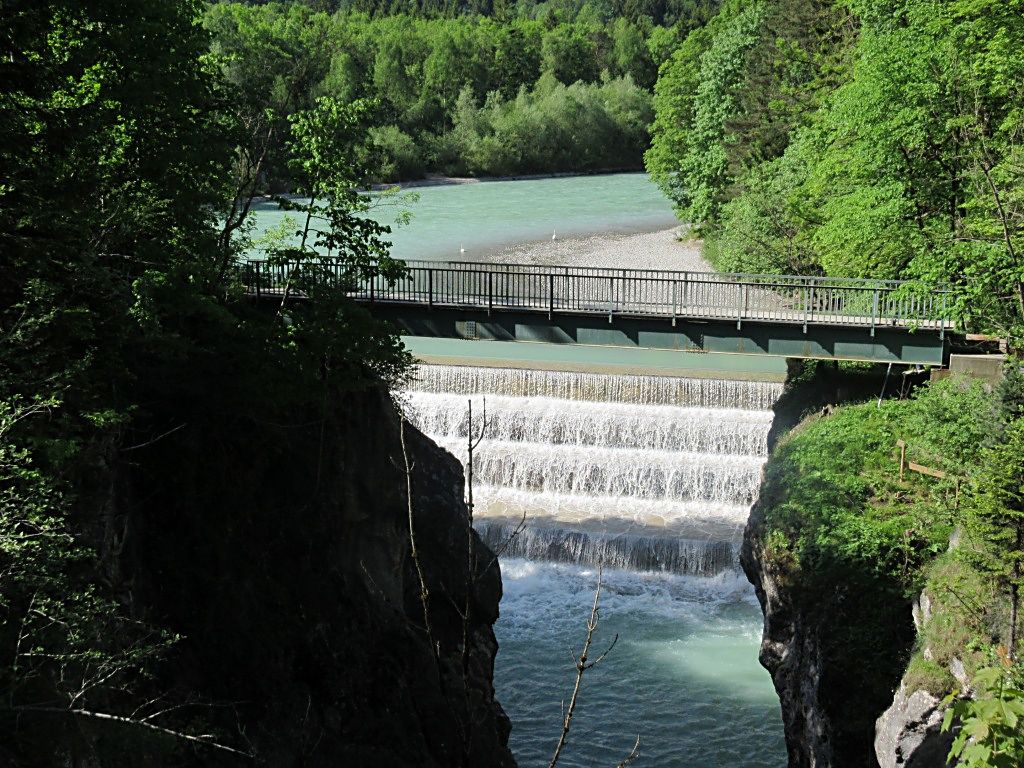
left=252, top=172, right=787, bottom=766
left=248, top=173, right=678, bottom=263
left=405, top=365, right=786, bottom=767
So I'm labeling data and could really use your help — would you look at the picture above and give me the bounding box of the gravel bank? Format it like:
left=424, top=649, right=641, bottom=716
left=480, top=225, right=711, bottom=272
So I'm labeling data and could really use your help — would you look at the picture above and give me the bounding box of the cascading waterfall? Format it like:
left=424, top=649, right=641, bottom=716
left=409, top=364, right=782, bottom=410
left=402, top=364, right=782, bottom=577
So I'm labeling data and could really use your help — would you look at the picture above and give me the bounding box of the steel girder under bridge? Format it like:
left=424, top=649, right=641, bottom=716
left=243, top=259, right=953, bottom=365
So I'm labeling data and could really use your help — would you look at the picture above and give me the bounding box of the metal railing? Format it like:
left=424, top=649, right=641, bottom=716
left=242, top=258, right=952, bottom=334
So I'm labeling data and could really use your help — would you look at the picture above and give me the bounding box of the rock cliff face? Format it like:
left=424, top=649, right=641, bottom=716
left=742, top=502, right=834, bottom=768
left=873, top=594, right=954, bottom=768
left=744, top=475, right=952, bottom=768
left=874, top=685, right=950, bottom=768
left=123, top=387, right=514, bottom=766
left=741, top=361, right=923, bottom=768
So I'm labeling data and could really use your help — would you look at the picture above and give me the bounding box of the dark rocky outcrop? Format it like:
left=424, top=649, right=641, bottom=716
left=122, top=387, right=514, bottom=766
left=873, top=593, right=956, bottom=768
left=743, top=467, right=918, bottom=768
left=742, top=360, right=928, bottom=768
left=742, top=504, right=834, bottom=768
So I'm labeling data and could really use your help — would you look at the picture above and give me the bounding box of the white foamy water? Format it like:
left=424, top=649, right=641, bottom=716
left=404, top=391, right=773, bottom=456
left=434, top=436, right=765, bottom=506
left=408, top=364, right=783, bottom=410
left=402, top=363, right=785, bottom=766
left=470, top=485, right=750, bottom=534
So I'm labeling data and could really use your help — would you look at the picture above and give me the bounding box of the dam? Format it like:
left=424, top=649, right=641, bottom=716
left=403, top=361, right=787, bottom=766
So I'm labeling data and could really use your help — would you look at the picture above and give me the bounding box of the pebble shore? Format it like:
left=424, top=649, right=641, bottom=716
left=486, top=225, right=711, bottom=272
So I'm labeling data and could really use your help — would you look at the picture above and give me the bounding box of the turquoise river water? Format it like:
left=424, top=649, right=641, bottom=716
left=248, top=172, right=678, bottom=261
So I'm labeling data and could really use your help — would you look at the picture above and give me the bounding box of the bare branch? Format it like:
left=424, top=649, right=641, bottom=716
left=615, top=735, right=642, bottom=768
left=12, top=706, right=252, bottom=759
left=549, top=564, right=615, bottom=768
left=586, top=634, right=619, bottom=670
left=400, top=419, right=437, bottom=664
left=121, top=423, right=187, bottom=452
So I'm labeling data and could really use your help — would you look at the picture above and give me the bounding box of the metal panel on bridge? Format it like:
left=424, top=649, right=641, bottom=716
left=367, top=305, right=947, bottom=365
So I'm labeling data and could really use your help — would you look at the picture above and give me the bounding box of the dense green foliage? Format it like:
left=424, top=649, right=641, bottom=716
left=761, top=377, right=991, bottom=598
left=1, top=0, right=410, bottom=761
left=760, top=367, right=1024, bottom=766
left=647, top=0, right=1024, bottom=338
left=231, top=0, right=718, bottom=33
left=943, top=663, right=1024, bottom=768
left=204, top=2, right=703, bottom=178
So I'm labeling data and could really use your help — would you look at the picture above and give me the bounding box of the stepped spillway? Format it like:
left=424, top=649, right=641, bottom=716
left=409, top=363, right=782, bottom=410
left=403, top=364, right=782, bottom=576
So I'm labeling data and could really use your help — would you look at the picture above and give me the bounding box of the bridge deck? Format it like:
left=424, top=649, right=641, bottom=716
left=245, top=259, right=951, bottom=334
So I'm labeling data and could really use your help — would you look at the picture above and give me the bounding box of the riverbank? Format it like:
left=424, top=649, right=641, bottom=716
left=248, top=173, right=679, bottom=263
left=480, top=225, right=709, bottom=272
left=371, top=168, right=646, bottom=191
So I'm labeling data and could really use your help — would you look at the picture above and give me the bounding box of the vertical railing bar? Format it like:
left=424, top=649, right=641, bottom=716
left=608, top=275, right=614, bottom=323
left=803, top=283, right=810, bottom=333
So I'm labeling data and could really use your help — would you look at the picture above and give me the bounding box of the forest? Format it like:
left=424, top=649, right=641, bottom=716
left=646, top=0, right=1024, bottom=340
left=203, top=1, right=718, bottom=179
left=3, top=0, right=1024, bottom=765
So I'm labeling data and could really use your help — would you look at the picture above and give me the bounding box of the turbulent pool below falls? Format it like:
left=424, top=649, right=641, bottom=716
left=403, top=364, right=787, bottom=767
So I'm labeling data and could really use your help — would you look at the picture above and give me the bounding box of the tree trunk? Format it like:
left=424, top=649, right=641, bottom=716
left=1011, top=551, right=1021, bottom=661
left=1011, top=525, right=1023, bottom=660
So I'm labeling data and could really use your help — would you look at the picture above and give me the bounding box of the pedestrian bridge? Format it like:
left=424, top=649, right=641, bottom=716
left=243, top=259, right=953, bottom=365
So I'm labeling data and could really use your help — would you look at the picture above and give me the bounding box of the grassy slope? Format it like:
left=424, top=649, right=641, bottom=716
left=755, top=375, right=997, bottom=752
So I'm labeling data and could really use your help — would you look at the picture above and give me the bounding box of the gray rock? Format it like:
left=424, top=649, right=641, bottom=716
left=875, top=684, right=953, bottom=768
left=912, top=593, right=933, bottom=633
